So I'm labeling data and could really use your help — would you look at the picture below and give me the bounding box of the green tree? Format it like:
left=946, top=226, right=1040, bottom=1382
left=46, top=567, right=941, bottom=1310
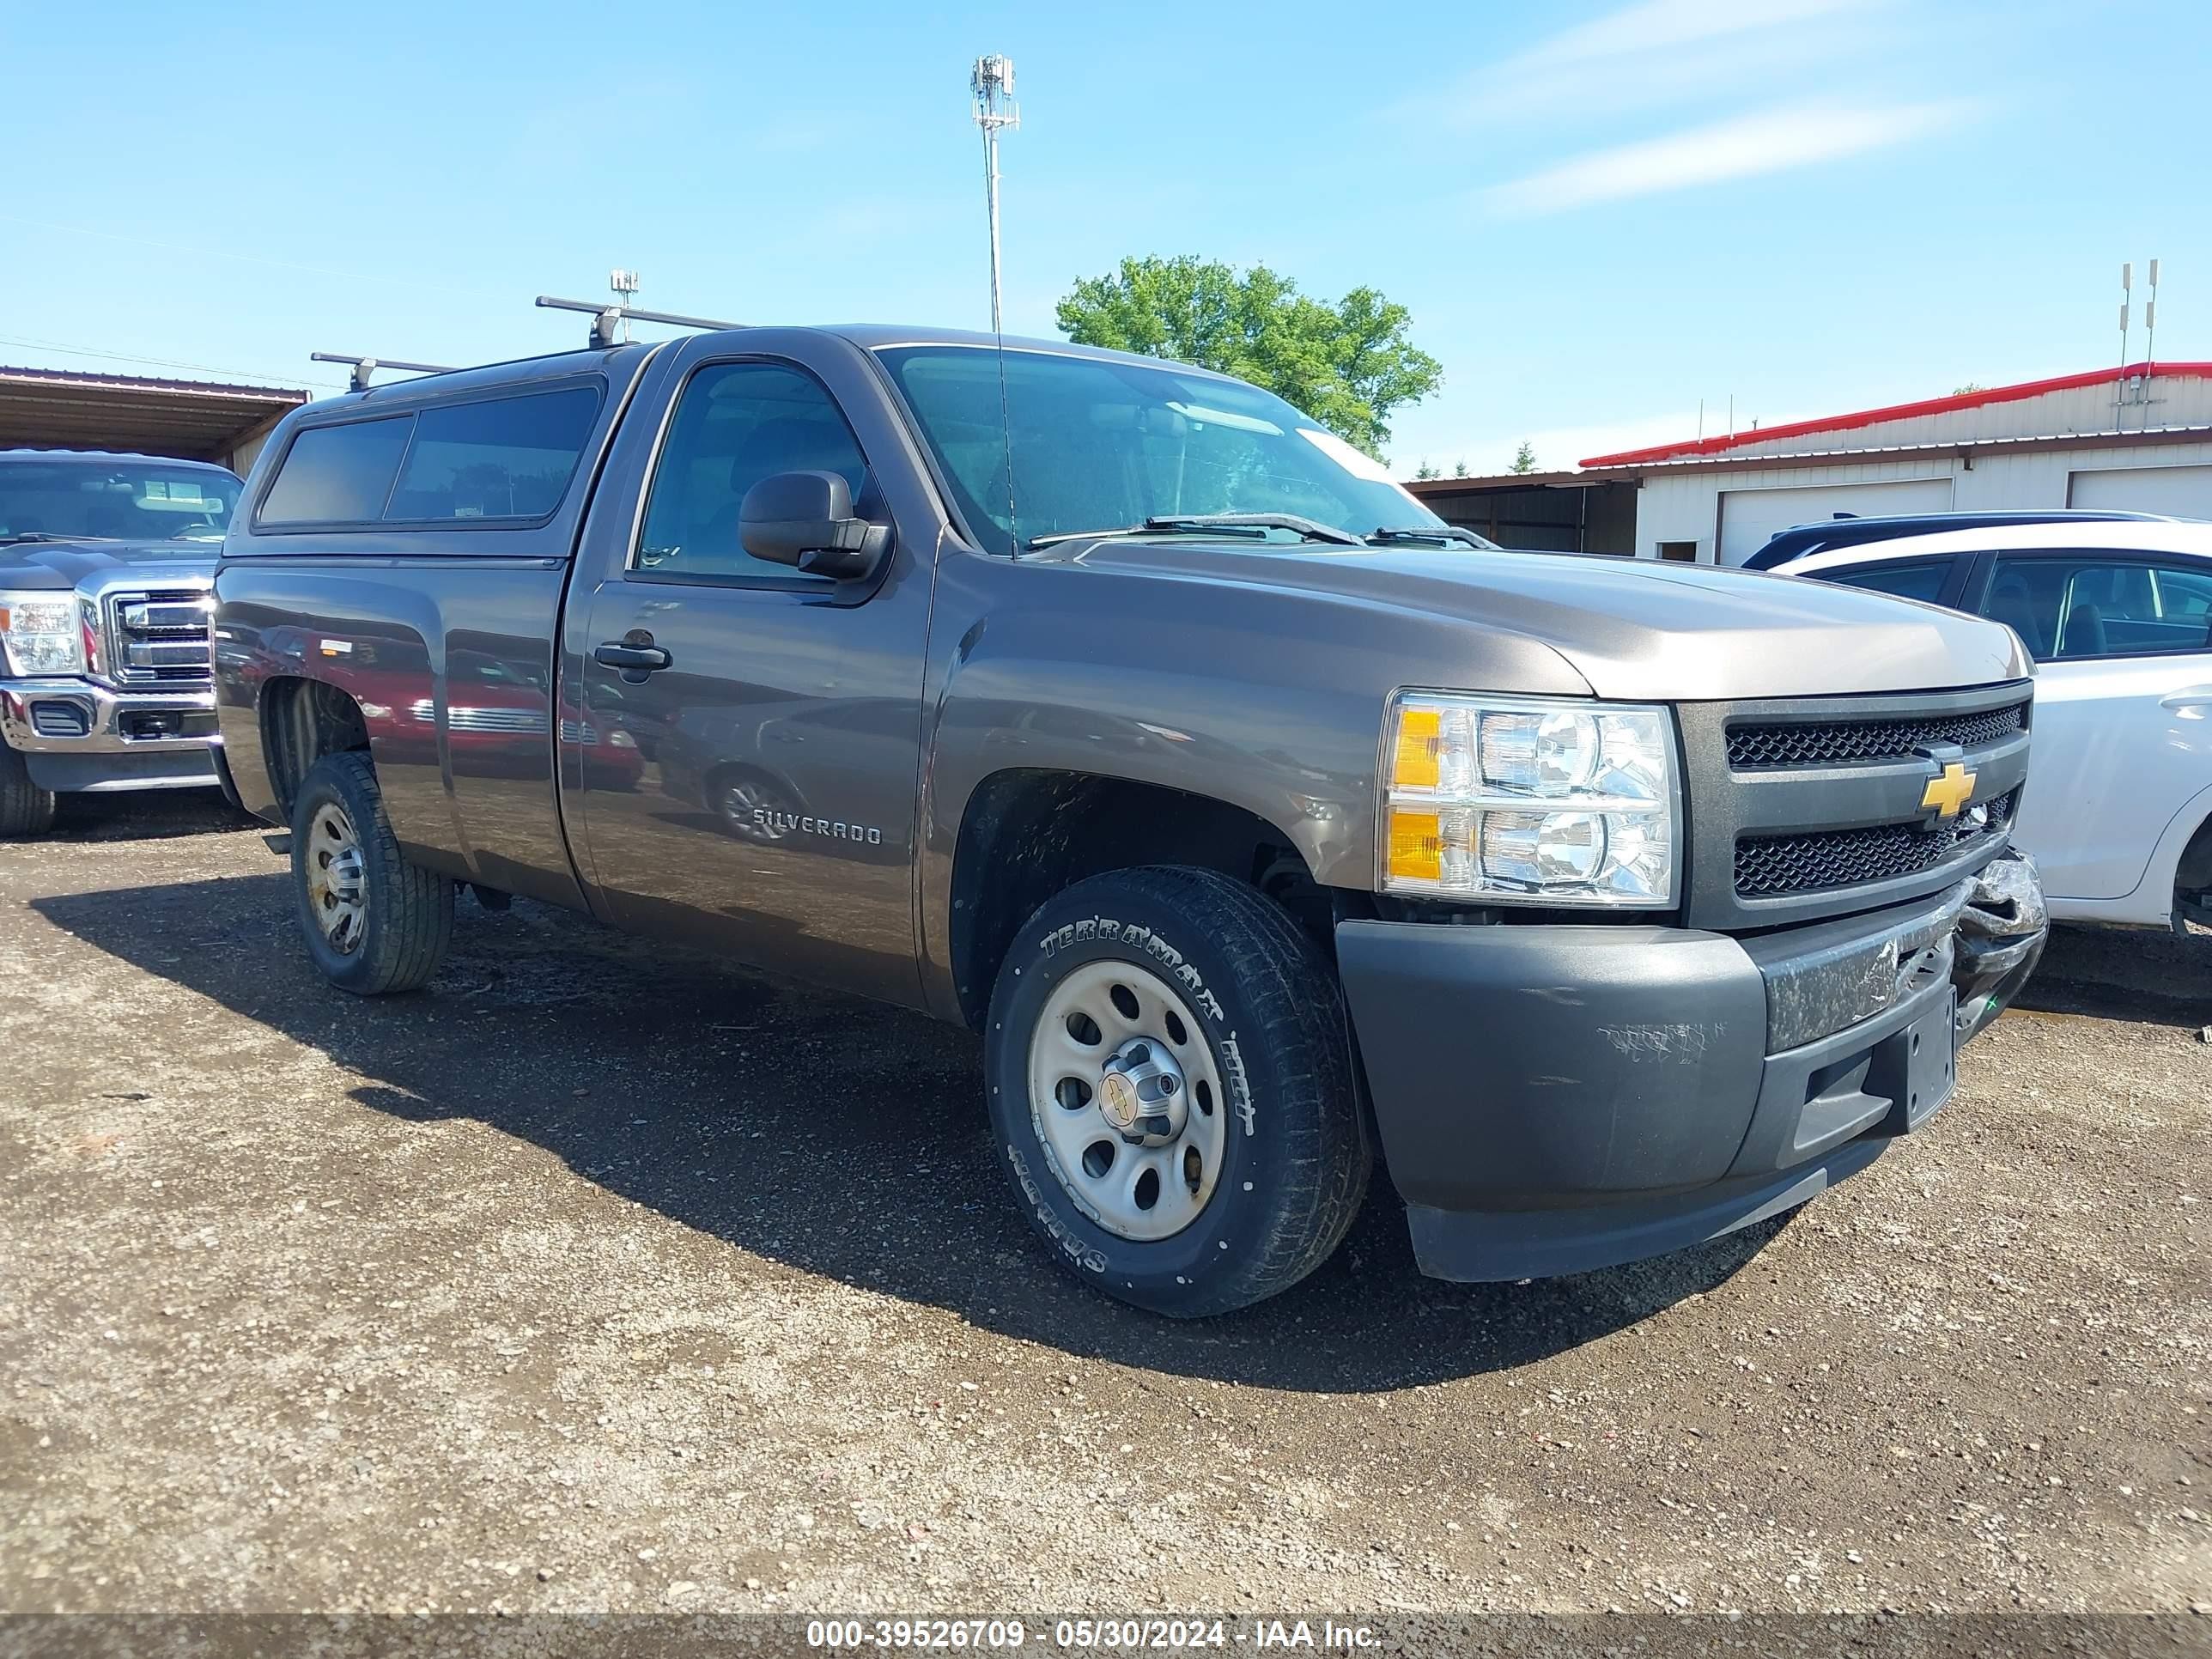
left=1056, top=255, right=1443, bottom=458
left=1510, top=441, right=1538, bottom=475
left=1452, top=459, right=1469, bottom=478
left=1953, top=382, right=1985, bottom=396
left=1413, top=459, right=1440, bottom=481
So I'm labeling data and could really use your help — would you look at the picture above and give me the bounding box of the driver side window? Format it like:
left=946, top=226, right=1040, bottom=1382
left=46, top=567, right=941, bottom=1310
left=634, top=362, right=868, bottom=583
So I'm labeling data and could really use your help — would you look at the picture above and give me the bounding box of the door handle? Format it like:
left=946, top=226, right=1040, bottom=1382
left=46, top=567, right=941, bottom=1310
left=2160, top=684, right=2212, bottom=713
left=594, top=640, right=672, bottom=678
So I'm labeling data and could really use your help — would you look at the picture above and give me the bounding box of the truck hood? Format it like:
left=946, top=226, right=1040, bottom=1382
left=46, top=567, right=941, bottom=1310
left=0, top=537, right=221, bottom=592
left=1061, top=540, right=2031, bottom=700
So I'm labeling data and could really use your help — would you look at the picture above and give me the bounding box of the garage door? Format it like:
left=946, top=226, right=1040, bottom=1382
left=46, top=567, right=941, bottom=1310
left=1715, top=478, right=1954, bottom=565
left=2067, top=464, right=2212, bottom=518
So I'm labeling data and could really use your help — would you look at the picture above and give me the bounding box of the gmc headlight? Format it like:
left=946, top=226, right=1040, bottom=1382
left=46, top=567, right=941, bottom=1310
left=1381, top=692, right=1680, bottom=907
left=0, top=592, right=88, bottom=677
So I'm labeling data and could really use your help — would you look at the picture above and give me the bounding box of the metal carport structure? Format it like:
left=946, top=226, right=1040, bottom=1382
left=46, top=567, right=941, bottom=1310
left=0, top=365, right=308, bottom=475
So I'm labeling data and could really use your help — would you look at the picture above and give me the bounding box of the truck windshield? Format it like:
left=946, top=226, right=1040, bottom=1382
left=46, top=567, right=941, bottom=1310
left=0, top=459, right=240, bottom=544
left=876, top=344, right=1447, bottom=556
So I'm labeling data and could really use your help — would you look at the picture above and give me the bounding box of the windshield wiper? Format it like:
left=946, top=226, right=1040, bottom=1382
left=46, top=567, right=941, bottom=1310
left=1028, top=513, right=1364, bottom=550
left=1368, top=525, right=1496, bottom=549
left=0, top=532, right=77, bottom=546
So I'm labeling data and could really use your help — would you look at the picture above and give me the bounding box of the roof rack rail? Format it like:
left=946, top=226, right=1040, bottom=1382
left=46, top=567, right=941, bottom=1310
left=536, top=295, right=744, bottom=350
left=312, top=353, right=461, bottom=393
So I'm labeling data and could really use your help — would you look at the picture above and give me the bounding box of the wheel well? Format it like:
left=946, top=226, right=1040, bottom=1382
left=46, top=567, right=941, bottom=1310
left=261, top=677, right=371, bottom=822
left=2177, top=811, right=2212, bottom=902
left=947, top=769, right=1323, bottom=1029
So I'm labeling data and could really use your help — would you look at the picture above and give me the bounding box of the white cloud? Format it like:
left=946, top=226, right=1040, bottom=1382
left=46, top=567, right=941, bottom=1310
left=1517, top=0, right=1870, bottom=69
left=1481, top=99, right=1969, bottom=216
left=1418, top=0, right=1894, bottom=129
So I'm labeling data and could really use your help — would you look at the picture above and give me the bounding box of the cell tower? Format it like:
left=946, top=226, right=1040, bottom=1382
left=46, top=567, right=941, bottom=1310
left=610, top=269, right=641, bottom=343
left=969, top=55, right=1019, bottom=333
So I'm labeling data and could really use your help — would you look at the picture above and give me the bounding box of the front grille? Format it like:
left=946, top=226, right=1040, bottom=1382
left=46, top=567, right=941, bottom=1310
left=1735, top=789, right=2018, bottom=898
left=103, top=589, right=213, bottom=687
left=1728, top=700, right=2027, bottom=769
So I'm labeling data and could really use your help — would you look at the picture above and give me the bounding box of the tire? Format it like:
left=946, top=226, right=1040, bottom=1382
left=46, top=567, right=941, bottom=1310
left=0, top=742, right=58, bottom=840
left=984, top=866, right=1370, bottom=1317
left=289, top=751, right=453, bottom=994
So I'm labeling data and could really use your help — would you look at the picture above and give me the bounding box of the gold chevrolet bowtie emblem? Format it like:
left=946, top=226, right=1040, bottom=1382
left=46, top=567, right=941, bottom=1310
left=1920, top=760, right=1977, bottom=821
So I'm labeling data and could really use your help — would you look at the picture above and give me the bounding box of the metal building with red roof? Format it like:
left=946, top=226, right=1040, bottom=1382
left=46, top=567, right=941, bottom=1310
left=1577, top=362, right=2212, bottom=565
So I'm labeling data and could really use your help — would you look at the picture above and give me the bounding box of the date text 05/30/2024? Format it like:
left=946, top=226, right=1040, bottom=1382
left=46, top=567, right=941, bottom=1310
left=806, top=1619, right=1380, bottom=1650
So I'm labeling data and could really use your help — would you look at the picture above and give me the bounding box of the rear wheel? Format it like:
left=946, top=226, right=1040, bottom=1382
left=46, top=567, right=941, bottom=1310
left=2175, top=817, right=2212, bottom=938
left=289, top=751, right=453, bottom=994
left=984, top=866, right=1369, bottom=1317
left=0, top=743, right=58, bottom=840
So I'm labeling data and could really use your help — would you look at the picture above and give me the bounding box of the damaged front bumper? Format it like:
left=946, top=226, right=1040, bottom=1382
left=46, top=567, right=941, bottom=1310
left=1335, top=856, right=2049, bottom=1284
left=1953, top=850, right=2049, bottom=1044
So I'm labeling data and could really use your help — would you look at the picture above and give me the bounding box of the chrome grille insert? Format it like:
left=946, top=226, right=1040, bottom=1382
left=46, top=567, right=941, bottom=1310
left=104, top=589, right=213, bottom=686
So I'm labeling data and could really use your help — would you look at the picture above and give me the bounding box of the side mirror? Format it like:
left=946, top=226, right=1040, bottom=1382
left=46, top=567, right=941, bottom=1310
left=738, top=471, right=889, bottom=581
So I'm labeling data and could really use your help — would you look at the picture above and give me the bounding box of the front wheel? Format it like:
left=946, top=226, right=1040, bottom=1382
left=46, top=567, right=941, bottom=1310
left=0, top=742, right=58, bottom=839
left=289, top=751, right=453, bottom=994
left=984, top=866, right=1370, bottom=1317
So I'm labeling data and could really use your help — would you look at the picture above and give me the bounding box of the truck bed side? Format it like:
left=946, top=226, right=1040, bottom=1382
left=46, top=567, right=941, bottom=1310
left=214, top=344, right=660, bottom=910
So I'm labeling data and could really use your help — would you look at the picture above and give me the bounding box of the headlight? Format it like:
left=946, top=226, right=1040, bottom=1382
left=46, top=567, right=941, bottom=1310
left=1381, top=692, right=1680, bottom=907
left=0, top=592, right=88, bottom=677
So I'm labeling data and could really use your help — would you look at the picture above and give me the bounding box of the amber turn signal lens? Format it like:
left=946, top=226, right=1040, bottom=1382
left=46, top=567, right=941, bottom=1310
left=1392, top=706, right=1441, bottom=790
left=1385, top=808, right=1443, bottom=884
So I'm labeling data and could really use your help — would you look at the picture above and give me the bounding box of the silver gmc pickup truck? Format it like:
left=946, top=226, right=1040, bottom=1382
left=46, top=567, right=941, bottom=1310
left=211, top=326, right=2048, bottom=1316
left=0, top=449, right=233, bottom=836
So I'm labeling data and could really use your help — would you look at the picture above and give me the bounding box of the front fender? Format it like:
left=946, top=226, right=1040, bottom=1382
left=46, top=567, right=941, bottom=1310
left=911, top=546, right=1593, bottom=1019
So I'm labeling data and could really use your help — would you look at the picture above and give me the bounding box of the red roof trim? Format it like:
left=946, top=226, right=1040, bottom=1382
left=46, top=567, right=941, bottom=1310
left=1580, top=360, right=2212, bottom=468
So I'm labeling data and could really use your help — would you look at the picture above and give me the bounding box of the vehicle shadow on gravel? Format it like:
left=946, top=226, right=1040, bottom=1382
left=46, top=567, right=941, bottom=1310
left=46, top=790, right=260, bottom=843
left=2008, top=923, right=2212, bottom=1030
left=37, top=873, right=1790, bottom=1393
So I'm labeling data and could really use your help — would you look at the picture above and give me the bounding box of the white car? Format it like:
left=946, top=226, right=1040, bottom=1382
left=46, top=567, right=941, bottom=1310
left=1772, top=519, right=2212, bottom=931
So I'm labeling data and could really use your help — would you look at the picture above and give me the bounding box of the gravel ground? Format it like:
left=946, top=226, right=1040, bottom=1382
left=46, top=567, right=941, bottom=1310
left=2, top=792, right=2208, bottom=1624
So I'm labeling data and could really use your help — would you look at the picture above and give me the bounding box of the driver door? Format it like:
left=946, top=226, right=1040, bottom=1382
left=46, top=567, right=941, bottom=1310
left=561, top=336, right=939, bottom=1008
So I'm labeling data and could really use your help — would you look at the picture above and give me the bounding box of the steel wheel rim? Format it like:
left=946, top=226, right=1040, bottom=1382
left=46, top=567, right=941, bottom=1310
left=1026, top=959, right=1228, bottom=1243
left=305, top=802, right=367, bottom=955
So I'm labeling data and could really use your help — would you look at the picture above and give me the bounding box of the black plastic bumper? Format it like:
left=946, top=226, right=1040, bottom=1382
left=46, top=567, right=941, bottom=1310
left=20, top=744, right=221, bottom=793
left=1337, top=883, right=1986, bottom=1283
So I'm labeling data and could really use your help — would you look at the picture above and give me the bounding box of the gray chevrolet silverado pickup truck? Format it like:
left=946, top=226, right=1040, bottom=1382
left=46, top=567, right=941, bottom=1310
left=212, top=326, right=2047, bottom=1316
left=1, top=450, right=234, bottom=836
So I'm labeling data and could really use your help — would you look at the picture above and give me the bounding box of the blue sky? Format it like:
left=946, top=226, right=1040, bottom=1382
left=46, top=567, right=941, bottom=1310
left=6, top=0, right=2207, bottom=475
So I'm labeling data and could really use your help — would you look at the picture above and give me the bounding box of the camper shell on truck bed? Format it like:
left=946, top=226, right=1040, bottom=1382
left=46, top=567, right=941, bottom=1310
left=214, top=323, right=2048, bottom=1316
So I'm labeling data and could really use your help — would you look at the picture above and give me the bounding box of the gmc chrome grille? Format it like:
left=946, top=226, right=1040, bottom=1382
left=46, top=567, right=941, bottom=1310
left=104, top=589, right=213, bottom=686
left=408, top=699, right=549, bottom=734
left=1735, top=788, right=2019, bottom=898
left=1727, top=699, right=2027, bottom=769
